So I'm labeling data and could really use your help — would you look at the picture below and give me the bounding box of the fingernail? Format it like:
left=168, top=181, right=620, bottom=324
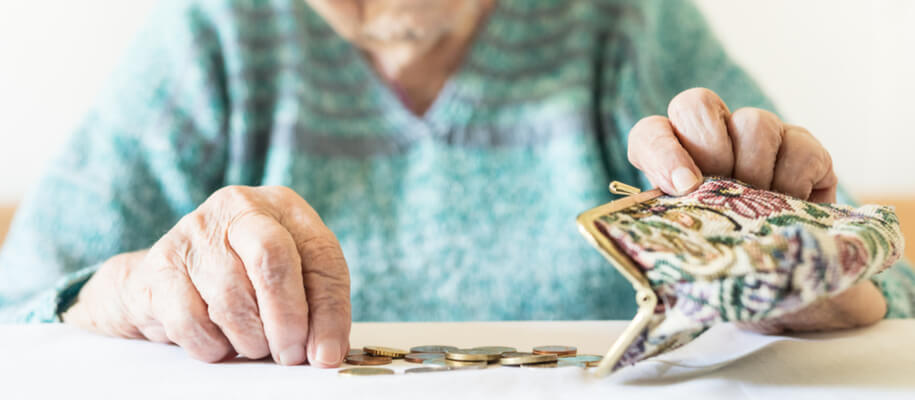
left=671, top=167, right=699, bottom=194
left=315, top=340, right=344, bottom=366
left=277, top=345, right=306, bottom=366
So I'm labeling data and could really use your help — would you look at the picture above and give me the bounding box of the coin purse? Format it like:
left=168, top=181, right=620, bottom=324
left=577, top=177, right=904, bottom=376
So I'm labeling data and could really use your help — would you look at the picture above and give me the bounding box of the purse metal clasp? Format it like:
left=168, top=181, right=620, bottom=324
left=577, top=181, right=664, bottom=376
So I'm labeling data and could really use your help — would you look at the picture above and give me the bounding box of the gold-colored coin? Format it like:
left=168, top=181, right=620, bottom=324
left=532, top=345, right=577, bottom=357
left=338, top=367, right=395, bottom=376
left=471, top=346, right=517, bottom=355
left=404, top=353, right=445, bottom=363
left=344, top=354, right=392, bottom=366
left=363, top=346, right=408, bottom=359
left=405, top=367, right=450, bottom=374
left=410, top=345, right=459, bottom=354
left=424, top=358, right=488, bottom=369
left=499, top=352, right=558, bottom=366
left=445, top=348, right=502, bottom=362
left=558, top=355, right=603, bottom=367
left=521, top=362, right=559, bottom=369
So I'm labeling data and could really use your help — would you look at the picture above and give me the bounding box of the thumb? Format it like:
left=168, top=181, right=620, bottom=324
left=628, top=116, right=704, bottom=195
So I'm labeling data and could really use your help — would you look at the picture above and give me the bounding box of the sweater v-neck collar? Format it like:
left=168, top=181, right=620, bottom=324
left=300, top=1, right=507, bottom=136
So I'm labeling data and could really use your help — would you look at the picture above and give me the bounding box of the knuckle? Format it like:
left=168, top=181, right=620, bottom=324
left=210, top=186, right=264, bottom=216
left=730, top=107, right=763, bottom=128
left=629, top=116, right=668, bottom=151
left=670, top=87, right=722, bottom=114
left=213, top=185, right=254, bottom=202
left=260, top=185, right=300, bottom=199
left=208, top=302, right=261, bottom=333
left=246, top=242, right=299, bottom=288
left=305, top=272, right=350, bottom=309
left=730, top=108, right=782, bottom=146
left=632, top=115, right=668, bottom=133
left=300, top=234, right=345, bottom=265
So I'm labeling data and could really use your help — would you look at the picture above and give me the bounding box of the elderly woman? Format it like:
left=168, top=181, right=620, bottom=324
left=1, top=0, right=913, bottom=368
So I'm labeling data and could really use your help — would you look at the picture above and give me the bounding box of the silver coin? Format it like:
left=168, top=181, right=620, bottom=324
left=556, top=359, right=587, bottom=368
left=471, top=346, right=517, bottom=355
left=410, top=345, right=459, bottom=354
left=558, top=355, right=603, bottom=367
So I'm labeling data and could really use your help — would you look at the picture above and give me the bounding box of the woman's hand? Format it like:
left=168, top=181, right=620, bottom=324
left=62, top=186, right=351, bottom=367
left=626, top=88, right=886, bottom=333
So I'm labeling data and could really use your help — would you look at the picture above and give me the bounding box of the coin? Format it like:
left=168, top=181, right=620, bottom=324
left=364, top=346, right=408, bottom=359
left=446, top=348, right=503, bottom=362
left=344, top=354, right=392, bottom=366
left=471, top=346, right=517, bottom=355
left=556, top=359, right=588, bottom=368
left=410, top=345, right=459, bottom=354
left=347, top=349, right=367, bottom=356
left=521, top=362, right=559, bottom=369
left=338, top=367, right=395, bottom=376
left=424, top=358, right=488, bottom=369
left=405, top=367, right=450, bottom=374
left=532, top=345, right=577, bottom=357
left=404, top=353, right=445, bottom=363
left=558, top=355, right=603, bottom=367
left=499, top=352, right=558, bottom=366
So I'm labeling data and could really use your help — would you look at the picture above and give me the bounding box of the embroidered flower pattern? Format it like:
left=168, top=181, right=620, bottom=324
left=692, top=179, right=793, bottom=219
left=836, top=235, right=868, bottom=276
left=591, top=177, right=903, bottom=370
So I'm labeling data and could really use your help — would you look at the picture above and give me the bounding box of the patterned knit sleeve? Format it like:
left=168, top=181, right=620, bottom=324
left=600, top=0, right=915, bottom=317
left=0, top=0, right=229, bottom=322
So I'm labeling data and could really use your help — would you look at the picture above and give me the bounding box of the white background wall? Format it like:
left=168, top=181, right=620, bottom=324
left=0, top=1, right=913, bottom=203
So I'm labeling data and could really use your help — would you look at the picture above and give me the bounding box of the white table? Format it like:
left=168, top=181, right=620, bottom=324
left=2, top=320, right=913, bottom=399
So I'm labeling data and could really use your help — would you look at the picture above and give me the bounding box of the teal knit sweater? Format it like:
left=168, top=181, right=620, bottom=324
left=1, top=0, right=913, bottom=323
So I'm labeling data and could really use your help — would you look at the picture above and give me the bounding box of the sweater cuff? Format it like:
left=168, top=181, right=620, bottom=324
left=16, top=265, right=100, bottom=323
left=871, top=260, right=915, bottom=319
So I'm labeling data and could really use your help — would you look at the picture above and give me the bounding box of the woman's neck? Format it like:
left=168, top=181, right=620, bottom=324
left=363, top=1, right=495, bottom=116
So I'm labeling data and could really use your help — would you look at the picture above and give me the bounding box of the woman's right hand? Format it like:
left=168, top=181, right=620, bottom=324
left=62, top=186, right=351, bottom=367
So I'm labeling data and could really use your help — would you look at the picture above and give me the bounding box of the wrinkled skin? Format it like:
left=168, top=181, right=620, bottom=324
left=627, top=87, right=887, bottom=333
left=64, top=186, right=351, bottom=367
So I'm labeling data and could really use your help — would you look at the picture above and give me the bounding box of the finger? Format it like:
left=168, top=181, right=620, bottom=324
left=133, top=316, right=170, bottom=344
left=667, top=88, right=735, bottom=176
left=771, top=125, right=837, bottom=202
left=267, top=187, right=351, bottom=368
left=628, top=115, right=704, bottom=195
left=227, top=211, right=311, bottom=366
left=146, top=252, right=234, bottom=363
left=180, top=214, right=270, bottom=359
left=767, top=282, right=885, bottom=332
left=728, top=107, right=784, bottom=190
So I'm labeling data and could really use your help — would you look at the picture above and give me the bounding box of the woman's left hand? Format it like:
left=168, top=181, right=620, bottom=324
left=626, top=87, right=886, bottom=333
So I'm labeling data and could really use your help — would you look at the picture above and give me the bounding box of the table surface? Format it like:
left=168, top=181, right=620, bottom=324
left=2, top=320, right=913, bottom=399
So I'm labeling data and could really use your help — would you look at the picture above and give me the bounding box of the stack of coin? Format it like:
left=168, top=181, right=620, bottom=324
left=344, top=353, right=392, bottom=366
left=532, top=345, right=577, bottom=357
left=404, top=353, right=445, bottom=364
left=499, top=352, right=558, bottom=367
left=339, top=343, right=597, bottom=375
left=445, top=348, right=503, bottom=363
left=364, top=346, right=408, bottom=359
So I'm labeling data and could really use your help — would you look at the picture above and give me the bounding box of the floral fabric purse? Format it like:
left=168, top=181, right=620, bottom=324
left=577, top=177, right=904, bottom=376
